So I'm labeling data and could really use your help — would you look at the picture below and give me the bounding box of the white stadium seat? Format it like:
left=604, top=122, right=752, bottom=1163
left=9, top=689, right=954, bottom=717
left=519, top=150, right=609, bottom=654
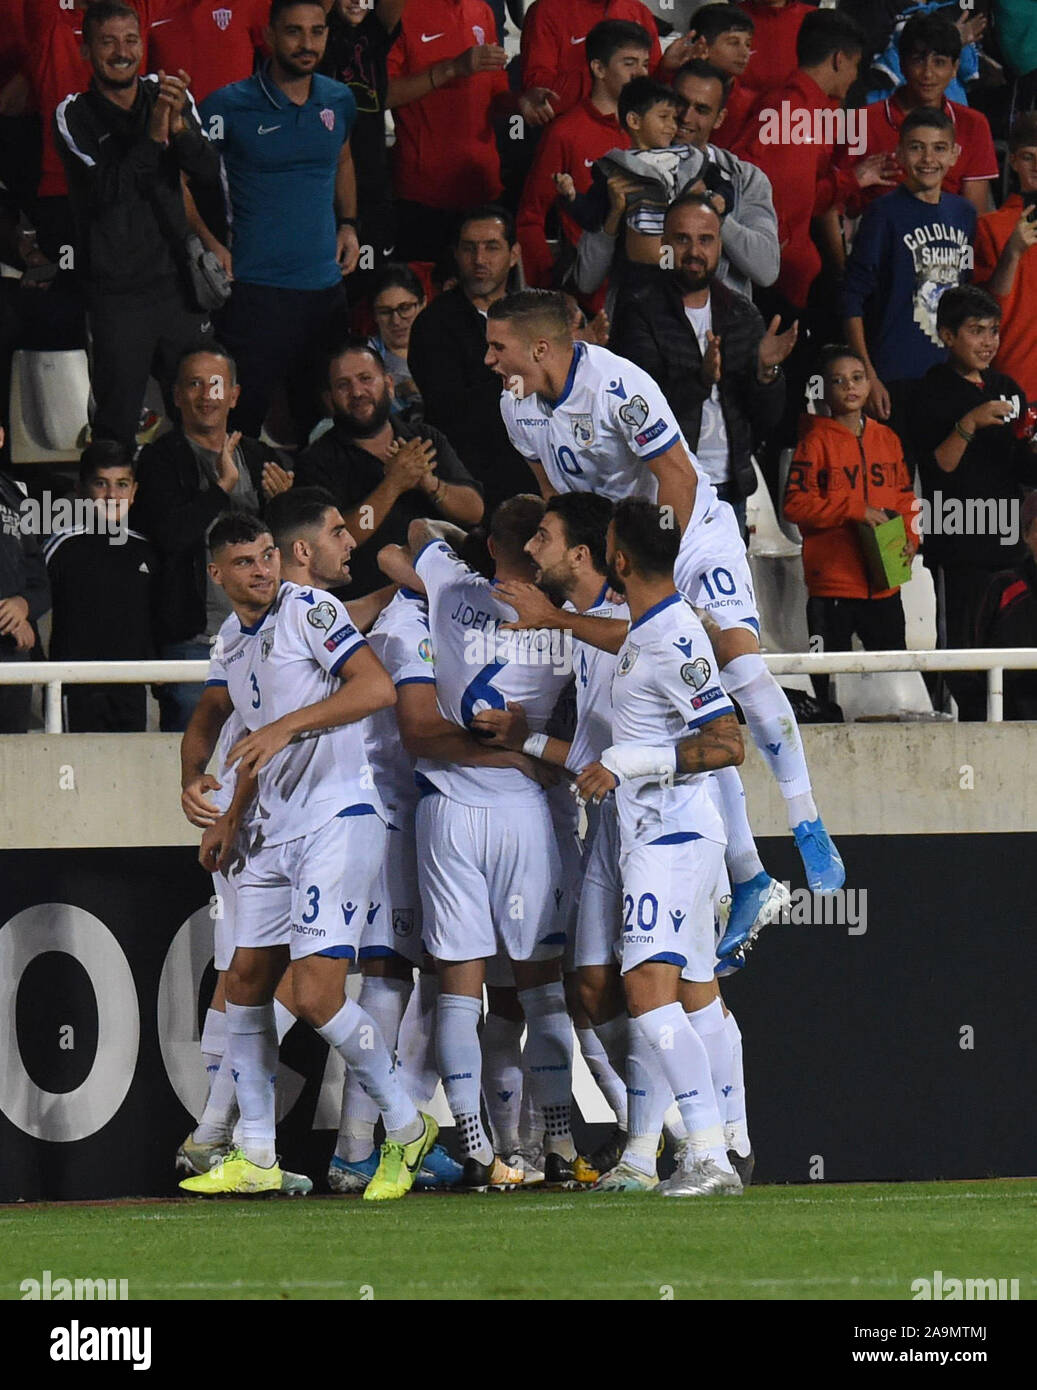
left=8, top=348, right=91, bottom=463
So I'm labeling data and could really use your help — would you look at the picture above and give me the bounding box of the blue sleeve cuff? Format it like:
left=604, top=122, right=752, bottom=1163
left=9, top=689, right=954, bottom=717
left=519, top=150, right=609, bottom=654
left=329, top=638, right=368, bottom=678
left=640, top=433, right=681, bottom=462
left=685, top=704, right=736, bottom=732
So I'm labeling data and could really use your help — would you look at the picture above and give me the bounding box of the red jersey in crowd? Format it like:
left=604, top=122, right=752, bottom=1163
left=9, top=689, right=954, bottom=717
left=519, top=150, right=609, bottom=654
left=149, top=0, right=269, bottom=104
left=517, top=98, right=629, bottom=287
left=737, top=1, right=812, bottom=102
left=974, top=194, right=1037, bottom=402
left=24, top=0, right=177, bottom=199
left=520, top=0, right=661, bottom=120
left=387, top=0, right=507, bottom=208
left=733, top=69, right=858, bottom=310
left=835, top=95, right=999, bottom=212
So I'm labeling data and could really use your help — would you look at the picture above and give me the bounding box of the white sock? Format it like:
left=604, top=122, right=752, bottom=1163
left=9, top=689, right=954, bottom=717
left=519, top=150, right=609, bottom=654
left=273, top=999, right=295, bottom=1044
left=194, top=1008, right=237, bottom=1144
left=317, top=999, right=421, bottom=1143
left=200, top=1006, right=225, bottom=1078
left=437, top=993, right=492, bottom=1163
left=633, top=1003, right=731, bottom=1170
left=518, top=1079, right=542, bottom=1150
left=722, top=653, right=816, bottom=824
left=581, top=1020, right=629, bottom=1129
left=518, top=982, right=575, bottom=1160
left=712, top=765, right=765, bottom=884
left=397, top=972, right=439, bottom=1106
left=225, top=1001, right=278, bottom=1168
left=334, top=976, right=413, bottom=1162
left=787, top=791, right=817, bottom=826
left=481, top=1013, right=523, bottom=1154
left=723, top=1011, right=751, bottom=1156
left=687, top=997, right=734, bottom=1123
left=662, top=1101, right=688, bottom=1142
left=622, top=1025, right=670, bottom=1175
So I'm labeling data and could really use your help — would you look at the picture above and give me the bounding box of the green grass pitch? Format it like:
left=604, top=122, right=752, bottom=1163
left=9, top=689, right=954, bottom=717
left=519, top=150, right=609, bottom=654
left=2, top=1180, right=1034, bottom=1301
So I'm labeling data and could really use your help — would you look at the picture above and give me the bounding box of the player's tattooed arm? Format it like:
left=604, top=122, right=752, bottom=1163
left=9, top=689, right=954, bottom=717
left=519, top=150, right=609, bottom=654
left=470, top=701, right=573, bottom=768
left=495, top=580, right=629, bottom=653
left=645, top=440, right=697, bottom=534
left=675, top=713, right=744, bottom=774
left=180, top=684, right=233, bottom=827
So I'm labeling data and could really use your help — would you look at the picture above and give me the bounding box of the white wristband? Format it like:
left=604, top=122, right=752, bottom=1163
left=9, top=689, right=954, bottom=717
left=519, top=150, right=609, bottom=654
left=600, top=743, right=678, bottom=783
left=522, top=733, right=549, bottom=759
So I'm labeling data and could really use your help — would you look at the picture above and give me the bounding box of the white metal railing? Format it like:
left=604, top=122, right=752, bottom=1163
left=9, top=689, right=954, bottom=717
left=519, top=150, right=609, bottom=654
left=1, top=650, right=1036, bottom=731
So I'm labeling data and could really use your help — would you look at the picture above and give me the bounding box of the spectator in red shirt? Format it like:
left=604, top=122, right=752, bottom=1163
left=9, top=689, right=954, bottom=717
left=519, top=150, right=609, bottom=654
left=835, top=13, right=998, bottom=220
left=149, top=0, right=269, bottom=104
left=732, top=8, right=896, bottom=317
left=688, top=2, right=755, bottom=150
left=386, top=0, right=555, bottom=265
left=737, top=1, right=813, bottom=105
left=517, top=19, right=649, bottom=293
left=974, top=112, right=1037, bottom=403
left=519, top=0, right=663, bottom=122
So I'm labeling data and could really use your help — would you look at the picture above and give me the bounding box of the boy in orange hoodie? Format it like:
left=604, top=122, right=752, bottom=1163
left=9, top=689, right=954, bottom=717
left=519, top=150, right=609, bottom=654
left=783, top=344, right=918, bottom=700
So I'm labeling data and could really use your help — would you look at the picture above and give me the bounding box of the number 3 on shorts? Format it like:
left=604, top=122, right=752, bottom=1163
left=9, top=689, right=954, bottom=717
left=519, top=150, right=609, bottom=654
left=302, top=884, right=320, bottom=923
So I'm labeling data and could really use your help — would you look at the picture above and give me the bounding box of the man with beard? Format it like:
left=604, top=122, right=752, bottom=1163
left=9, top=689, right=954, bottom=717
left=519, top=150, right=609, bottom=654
left=54, top=1, right=221, bottom=448
left=610, top=192, right=792, bottom=535
left=408, top=205, right=538, bottom=515
left=294, top=339, right=483, bottom=596
left=200, top=0, right=361, bottom=442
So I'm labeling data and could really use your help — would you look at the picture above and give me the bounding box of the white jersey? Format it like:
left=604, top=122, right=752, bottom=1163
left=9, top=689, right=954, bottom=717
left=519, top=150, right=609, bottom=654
left=414, top=539, right=573, bottom=806
left=567, top=585, right=628, bottom=775
left=208, top=708, right=248, bottom=817
left=500, top=341, right=717, bottom=531
left=364, top=587, right=435, bottom=824
left=610, top=591, right=733, bottom=851
left=206, top=580, right=385, bottom=847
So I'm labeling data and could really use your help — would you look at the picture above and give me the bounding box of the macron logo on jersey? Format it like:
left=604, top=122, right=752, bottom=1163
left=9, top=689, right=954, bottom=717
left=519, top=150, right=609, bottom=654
left=324, top=623, right=357, bottom=652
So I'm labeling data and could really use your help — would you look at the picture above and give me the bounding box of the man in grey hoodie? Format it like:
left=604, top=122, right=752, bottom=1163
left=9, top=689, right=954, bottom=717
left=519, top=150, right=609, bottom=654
left=568, top=61, right=779, bottom=307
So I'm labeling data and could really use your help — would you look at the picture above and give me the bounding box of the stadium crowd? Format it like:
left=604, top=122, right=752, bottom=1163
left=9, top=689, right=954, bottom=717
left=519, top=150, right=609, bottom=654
left=2, top=0, right=1037, bottom=1196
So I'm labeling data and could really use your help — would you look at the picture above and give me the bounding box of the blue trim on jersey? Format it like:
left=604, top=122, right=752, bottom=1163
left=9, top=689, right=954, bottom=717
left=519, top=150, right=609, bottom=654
left=358, top=945, right=410, bottom=962
left=336, top=803, right=378, bottom=817
left=589, top=581, right=610, bottom=610
left=648, top=831, right=703, bottom=845
left=399, top=585, right=426, bottom=601
left=629, top=591, right=682, bottom=632
left=238, top=582, right=285, bottom=635
left=643, top=951, right=687, bottom=968
left=742, top=615, right=760, bottom=635
left=538, top=932, right=567, bottom=946
left=543, top=340, right=585, bottom=409
left=317, top=944, right=356, bottom=960
left=204, top=678, right=228, bottom=688
left=685, top=706, right=736, bottom=732
left=413, top=537, right=452, bottom=568
left=329, top=639, right=368, bottom=678
left=640, top=433, right=680, bottom=462
left=414, top=771, right=440, bottom=797
left=396, top=675, right=436, bottom=687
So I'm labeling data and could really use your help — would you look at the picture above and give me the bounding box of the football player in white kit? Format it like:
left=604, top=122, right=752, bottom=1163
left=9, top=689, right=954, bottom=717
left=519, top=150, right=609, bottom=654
left=265, top=488, right=462, bottom=1193
left=179, top=512, right=436, bottom=1200
left=395, top=497, right=579, bottom=1189
left=479, top=493, right=753, bottom=1190
left=485, top=287, right=841, bottom=955
left=576, top=499, right=745, bottom=1195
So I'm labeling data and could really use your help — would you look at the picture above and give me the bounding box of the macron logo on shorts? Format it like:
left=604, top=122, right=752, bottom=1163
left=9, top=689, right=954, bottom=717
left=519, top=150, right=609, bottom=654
left=324, top=623, right=357, bottom=652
